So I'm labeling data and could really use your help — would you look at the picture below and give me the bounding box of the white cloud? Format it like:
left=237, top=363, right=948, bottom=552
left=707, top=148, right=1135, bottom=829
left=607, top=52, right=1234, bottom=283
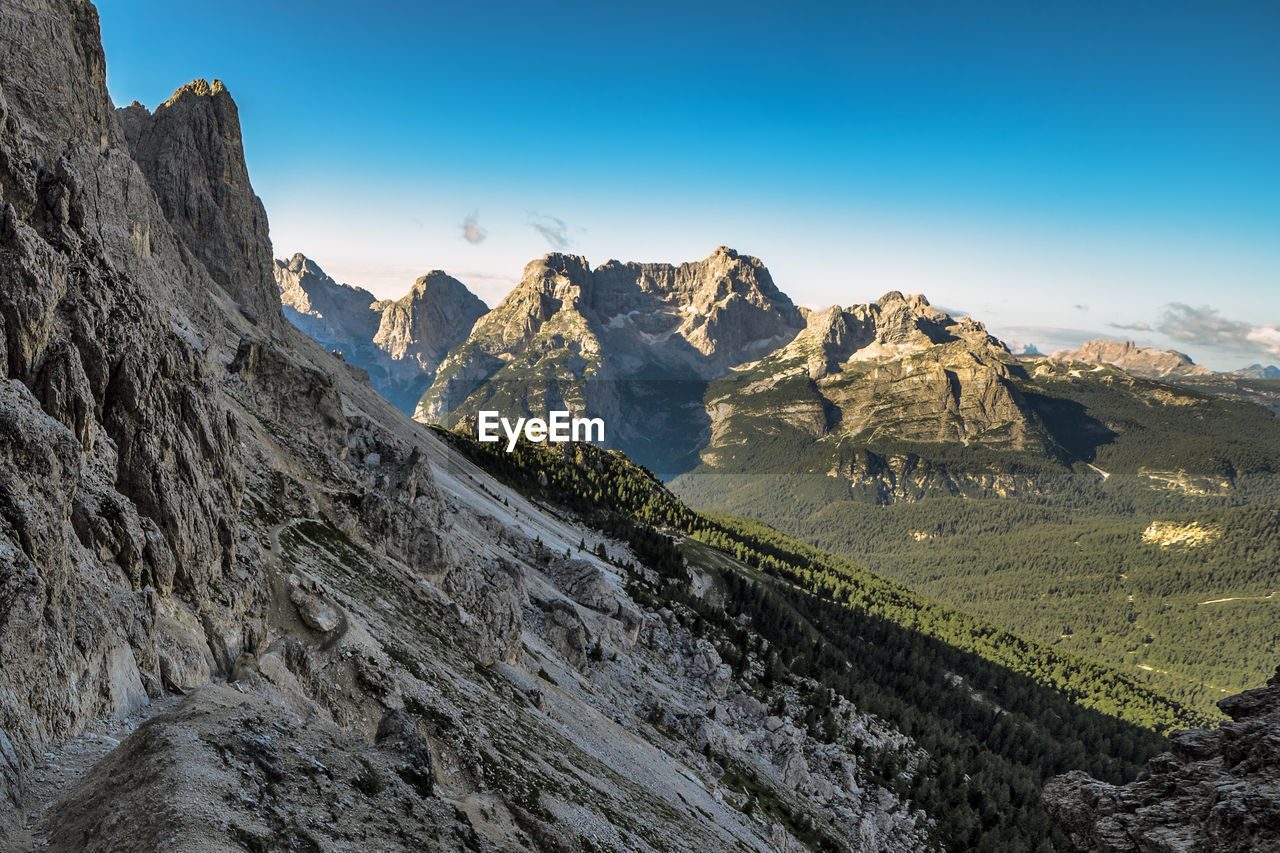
left=461, top=211, right=487, bottom=244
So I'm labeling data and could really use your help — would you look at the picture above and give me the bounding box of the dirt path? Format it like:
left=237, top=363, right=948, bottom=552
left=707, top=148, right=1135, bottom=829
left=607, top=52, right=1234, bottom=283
left=1197, top=591, right=1276, bottom=606
left=2, top=696, right=182, bottom=852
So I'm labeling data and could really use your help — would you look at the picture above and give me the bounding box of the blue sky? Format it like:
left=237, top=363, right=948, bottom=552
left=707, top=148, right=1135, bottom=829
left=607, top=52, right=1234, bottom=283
left=97, top=0, right=1279, bottom=369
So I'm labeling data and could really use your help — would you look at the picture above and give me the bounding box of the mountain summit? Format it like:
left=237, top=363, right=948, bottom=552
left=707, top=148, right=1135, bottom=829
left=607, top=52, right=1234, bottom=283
left=1050, top=339, right=1212, bottom=379
left=275, top=253, right=486, bottom=411
left=416, top=247, right=805, bottom=474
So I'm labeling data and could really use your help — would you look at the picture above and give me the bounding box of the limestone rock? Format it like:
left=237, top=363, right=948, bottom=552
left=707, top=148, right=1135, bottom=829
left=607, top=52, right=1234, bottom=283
left=376, top=708, right=434, bottom=796
left=1045, top=666, right=1280, bottom=851
left=1050, top=339, right=1213, bottom=380
left=545, top=556, right=619, bottom=615
left=276, top=254, right=486, bottom=412
left=117, top=81, right=283, bottom=328
left=288, top=575, right=342, bottom=635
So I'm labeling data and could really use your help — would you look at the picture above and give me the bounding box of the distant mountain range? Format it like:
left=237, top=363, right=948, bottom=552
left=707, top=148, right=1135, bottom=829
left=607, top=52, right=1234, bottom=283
left=1233, top=363, right=1280, bottom=379
left=274, top=249, right=1280, bottom=717
left=275, top=253, right=487, bottom=411
left=1049, top=339, right=1212, bottom=379
left=276, top=248, right=1280, bottom=478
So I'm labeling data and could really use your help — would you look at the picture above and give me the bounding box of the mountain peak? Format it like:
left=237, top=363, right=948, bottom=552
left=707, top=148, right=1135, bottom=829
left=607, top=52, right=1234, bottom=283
left=1232, top=363, right=1280, bottom=379
left=1051, top=338, right=1212, bottom=379
left=117, top=75, right=281, bottom=326
left=161, top=78, right=229, bottom=109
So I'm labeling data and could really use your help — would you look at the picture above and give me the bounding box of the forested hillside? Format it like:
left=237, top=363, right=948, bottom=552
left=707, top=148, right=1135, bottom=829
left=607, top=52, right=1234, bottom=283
left=435, top=430, right=1204, bottom=851
left=674, top=364, right=1280, bottom=713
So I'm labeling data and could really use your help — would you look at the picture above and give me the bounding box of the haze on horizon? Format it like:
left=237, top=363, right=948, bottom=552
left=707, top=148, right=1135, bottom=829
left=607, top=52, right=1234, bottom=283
left=97, top=0, right=1279, bottom=371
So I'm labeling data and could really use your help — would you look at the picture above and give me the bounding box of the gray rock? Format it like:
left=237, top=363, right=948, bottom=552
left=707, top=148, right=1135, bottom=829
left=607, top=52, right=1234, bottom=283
left=276, top=255, right=486, bottom=413
left=118, top=80, right=284, bottom=330
left=1045, top=667, right=1280, bottom=851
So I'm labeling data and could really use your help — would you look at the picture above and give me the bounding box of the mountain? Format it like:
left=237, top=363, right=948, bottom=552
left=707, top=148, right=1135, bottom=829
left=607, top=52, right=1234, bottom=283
left=417, top=248, right=805, bottom=475
left=1232, top=363, right=1280, bottom=379
left=1045, top=667, right=1280, bottom=850
left=1050, top=338, right=1213, bottom=379
left=0, top=5, right=947, bottom=848
left=692, top=291, right=1050, bottom=479
left=275, top=253, right=487, bottom=411
left=275, top=252, right=383, bottom=354
left=391, top=251, right=1280, bottom=715
left=439, top=432, right=1199, bottom=850
left=117, top=81, right=282, bottom=329
left=9, top=4, right=1271, bottom=850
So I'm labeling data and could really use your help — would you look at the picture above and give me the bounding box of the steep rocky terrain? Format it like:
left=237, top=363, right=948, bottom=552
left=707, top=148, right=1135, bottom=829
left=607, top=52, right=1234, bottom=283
left=275, top=253, right=383, bottom=359
left=417, top=248, right=806, bottom=475
left=675, top=291, right=1051, bottom=503
left=275, top=253, right=487, bottom=412
left=1045, top=666, right=1280, bottom=851
left=1050, top=339, right=1213, bottom=380
left=0, top=1, right=934, bottom=850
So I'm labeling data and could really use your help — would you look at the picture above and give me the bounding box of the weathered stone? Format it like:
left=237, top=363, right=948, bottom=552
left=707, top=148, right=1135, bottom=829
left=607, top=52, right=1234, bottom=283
left=1046, top=668, right=1280, bottom=851
left=1052, top=339, right=1212, bottom=380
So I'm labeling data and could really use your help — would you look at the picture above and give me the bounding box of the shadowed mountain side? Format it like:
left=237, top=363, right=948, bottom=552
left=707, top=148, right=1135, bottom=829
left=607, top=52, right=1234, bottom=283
left=417, top=249, right=804, bottom=476
left=275, top=253, right=487, bottom=412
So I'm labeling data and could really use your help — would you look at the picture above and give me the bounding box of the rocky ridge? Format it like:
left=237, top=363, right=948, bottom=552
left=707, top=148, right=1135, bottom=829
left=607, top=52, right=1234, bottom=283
left=674, top=291, right=1049, bottom=503
left=1231, top=364, right=1280, bottom=379
left=1045, top=667, right=1280, bottom=851
left=275, top=253, right=487, bottom=412
left=1050, top=339, right=1213, bottom=380
left=417, top=248, right=806, bottom=475
left=0, top=1, right=928, bottom=850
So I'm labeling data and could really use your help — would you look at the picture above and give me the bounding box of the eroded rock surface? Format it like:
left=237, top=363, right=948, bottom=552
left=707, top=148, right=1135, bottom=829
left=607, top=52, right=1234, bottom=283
left=1045, top=667, right=1280, bottom=852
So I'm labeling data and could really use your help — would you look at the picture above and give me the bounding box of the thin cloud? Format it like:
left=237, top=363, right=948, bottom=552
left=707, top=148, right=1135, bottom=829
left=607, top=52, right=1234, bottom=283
left=1074, top=304, right=1089, bottom=312
left=932, top=304, right=969, bottom=318
left=1109, top=320, right=1151, bottom=332
left=529, top=213, right=571, bottom=250
left=1156, top=303, right=1280, bottom=359
left=460, top=211, right=486, bottom=244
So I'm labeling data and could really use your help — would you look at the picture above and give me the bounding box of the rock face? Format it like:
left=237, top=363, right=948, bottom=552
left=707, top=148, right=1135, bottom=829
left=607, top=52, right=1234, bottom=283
left=1052, top=339, right=1213, bottom=379
left=117, top=80, right=282, bottom=328
left=1045, top=667, right=1280, bottom=852
left=0, top=2, right=929, bottom=850
left=275, top=252, right=383, bottom=355
left=371, top=269, right=488, bottom=391
left=418, top=247, right=805, bottom=475
left=275, top=253, right=486, bottom=411
left=674, top=292, right=1047, bottom=503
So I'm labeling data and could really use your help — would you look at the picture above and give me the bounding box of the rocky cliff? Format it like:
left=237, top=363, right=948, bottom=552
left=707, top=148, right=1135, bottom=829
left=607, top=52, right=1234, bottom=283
left=275, top=252, right=383, bottom=353
left=116, top=80, right=282, bottom=328
left=371, top=269, right=488, bottom=393
left=1045, top=667, right=1280, bottom=851
left=418, top=247, right=805, bottom=475
left=1051, top=339, right=1213, bottom=380
left=0, top=2, right=929, bottom=850
left=275, top=253, right=487, bottom=412
left=673, top=291, right=1049, bottom=504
